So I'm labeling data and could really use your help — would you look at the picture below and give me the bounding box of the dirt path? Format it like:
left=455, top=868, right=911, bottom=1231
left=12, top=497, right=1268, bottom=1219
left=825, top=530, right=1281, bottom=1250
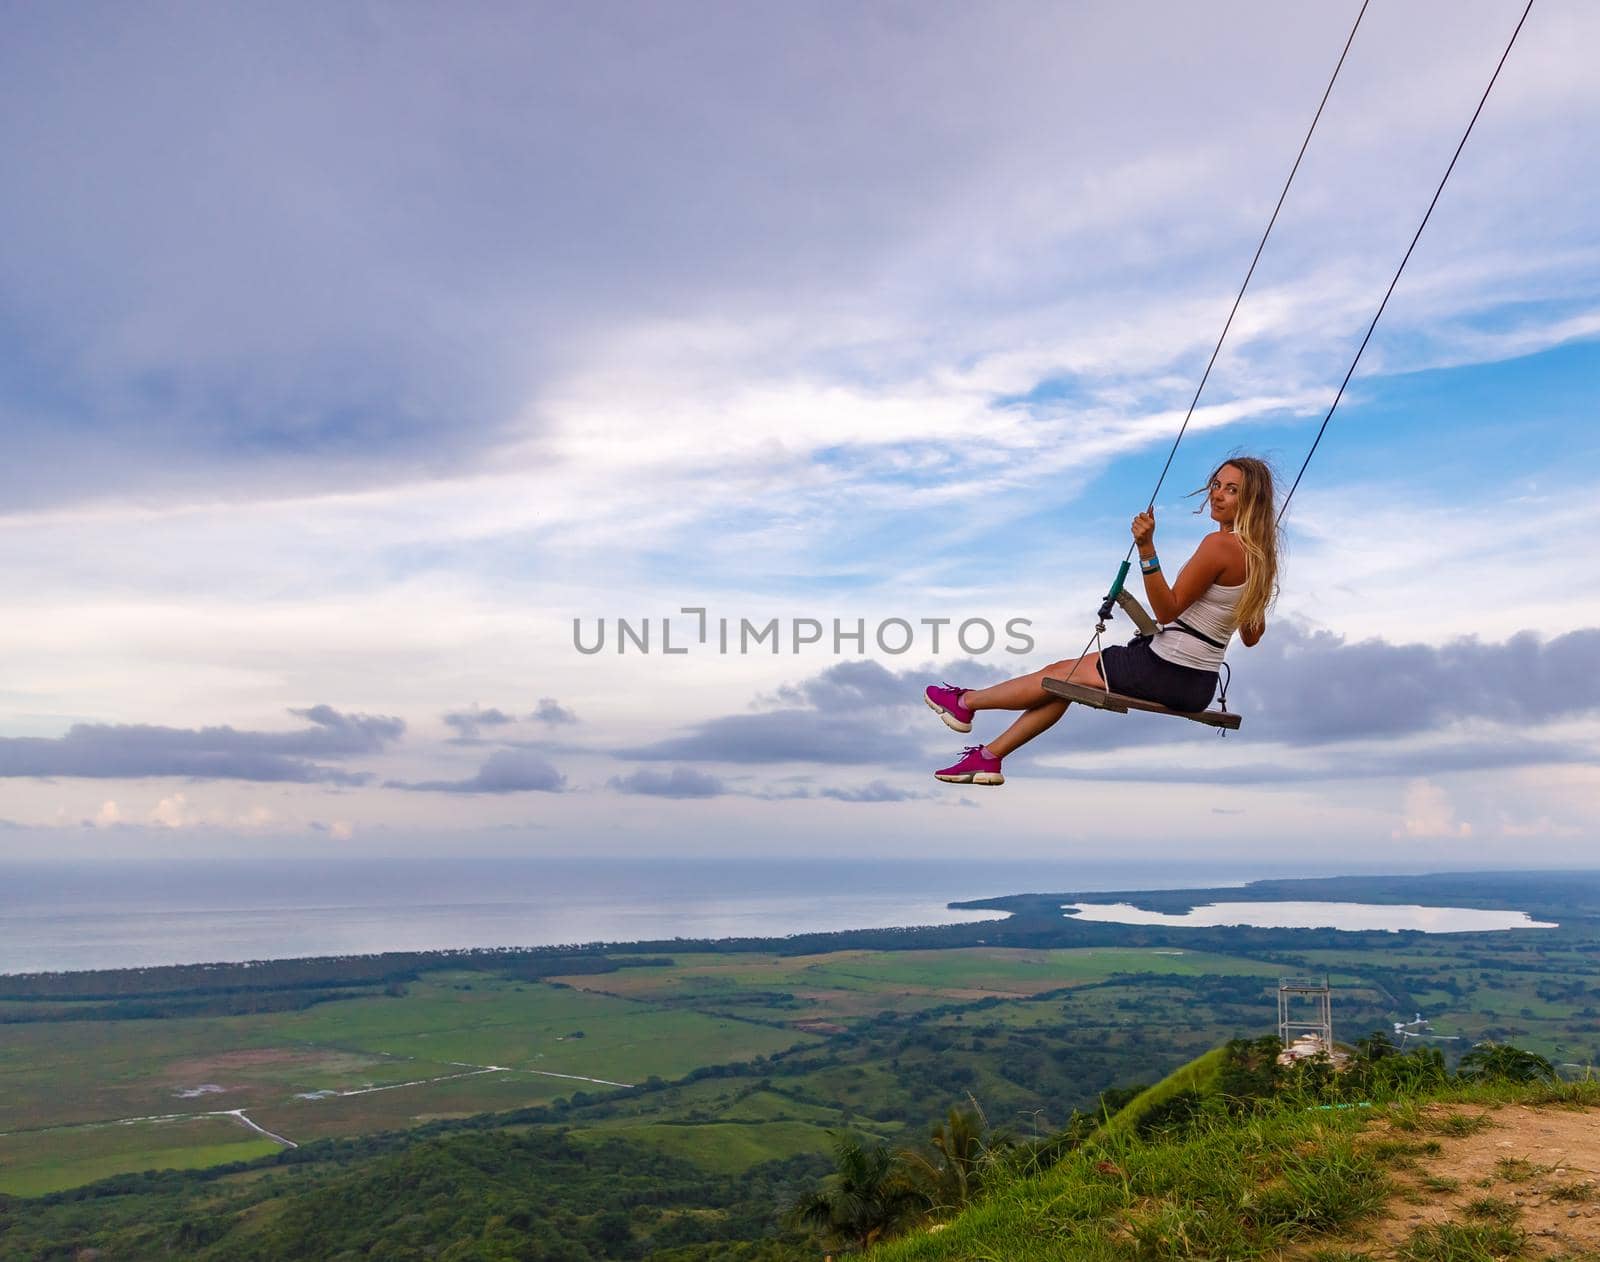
left=1342, top=1102, right=1600, bottom=1259
left=1, top=1056, right=635, bottom=1153
left=221, top=1108, right=297, bottom=1148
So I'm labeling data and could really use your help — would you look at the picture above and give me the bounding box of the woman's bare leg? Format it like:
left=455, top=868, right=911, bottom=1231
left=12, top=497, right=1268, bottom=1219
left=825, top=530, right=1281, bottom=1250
left=962, top=653, right=1103, bottom=713
left=985, top=698, right=1070, bottom=759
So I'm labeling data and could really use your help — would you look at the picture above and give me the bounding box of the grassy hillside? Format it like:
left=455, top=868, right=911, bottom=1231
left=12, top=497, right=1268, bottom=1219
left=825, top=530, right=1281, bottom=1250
left=1095, top=1044, right=1228, bottom=1138
left=867, top=1070, right=1600, bottom=1261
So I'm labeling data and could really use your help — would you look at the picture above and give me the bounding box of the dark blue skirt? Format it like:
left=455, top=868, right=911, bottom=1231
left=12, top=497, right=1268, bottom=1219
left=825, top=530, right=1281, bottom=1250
left=1099, top=635, right=1219, bottom=712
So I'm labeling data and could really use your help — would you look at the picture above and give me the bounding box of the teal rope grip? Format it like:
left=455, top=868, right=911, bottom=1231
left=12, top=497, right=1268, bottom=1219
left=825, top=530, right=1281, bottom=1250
left=1107, top=560, right=1131, bottom=601
left=1096, top=560, right=1132, bottom=624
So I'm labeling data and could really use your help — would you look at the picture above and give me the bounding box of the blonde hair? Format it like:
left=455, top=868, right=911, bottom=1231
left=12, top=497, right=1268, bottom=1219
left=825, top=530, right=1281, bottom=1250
left=1197, top=456, right=1281, bottom=632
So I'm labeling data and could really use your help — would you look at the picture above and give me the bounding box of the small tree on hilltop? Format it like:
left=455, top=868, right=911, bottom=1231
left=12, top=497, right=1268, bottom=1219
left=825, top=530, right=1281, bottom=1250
left=898, top=1099, right=1008, bottom=1214
left=787, top=1133, right=926, bottom=1252
left=1457, top=1041, right=1558, bottom=1085
left=1216, top=1035, right=1283, bottom=1110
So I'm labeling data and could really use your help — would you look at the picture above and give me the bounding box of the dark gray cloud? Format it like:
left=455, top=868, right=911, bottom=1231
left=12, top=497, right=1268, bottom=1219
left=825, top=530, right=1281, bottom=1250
left=608, top=767, right=726, bottom=799
left=1230, top=624, right=1600, bottom=745
left=441, top=699, right=579, bottom=746
left=530, top=698, right=579, bottom=726
left=281, top=705, right=405, bottom=751
left=621, top=710, right=918, bottom=767
left=389, top=749, right=566, bottom=795
left=619, top=652, right=1188, bottom=768
left=617, top=626, right=1600, bottom=781
left=442, top=706, right=516, bottom=742
left=951, top=623, right=1600, bottom=759
left=0, top=706, right=401, bottom=784
left=622, top=658, right=1007, bottom=766
left=767, top=658, right=989, bottom=710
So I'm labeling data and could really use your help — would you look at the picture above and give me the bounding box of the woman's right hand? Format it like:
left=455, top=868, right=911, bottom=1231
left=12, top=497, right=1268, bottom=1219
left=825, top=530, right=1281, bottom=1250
left=1131, top=510, right=1155, bottom=551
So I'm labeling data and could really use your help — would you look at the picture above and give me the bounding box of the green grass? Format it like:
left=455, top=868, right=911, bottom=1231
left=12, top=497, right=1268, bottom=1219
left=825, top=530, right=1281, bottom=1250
left=1494, top=1156, right=1542, bottom=1182
left=783, top=1060, right=909, bottom=1118
left=863, top=1079, right=1600, bottom=1262
left=715, top=1089, right=846, bottom=1125
left=1387, top=1102, right=1496, bottom=1139
left=0, top=1115, right=282, bottom=1196
left=869, top=1102, right=1388, bottom=1260
left=8, top=931, right=1598, bottom=1205
left=0, top=1012, right=460, bottom=1134
left=799, top=947, right=1287, bottom=991
left=1461, top=1194, right=1520, bottom=1225
left=243, top=1068, right=580, bottom=1143
left=1097, top=1045, right=1228, bottom=1136
left=0, top=971, right=818, bottom=1193
left=273, top=975, right=814, bottom=1081
left=580, top=947, right=1287, bottom=1004
left=0, top=1139, right=283, bottom=1198
left=1434, top=1112, right=1495, bottom=1137
left=1397, top=1221, right=1526, bottom=1261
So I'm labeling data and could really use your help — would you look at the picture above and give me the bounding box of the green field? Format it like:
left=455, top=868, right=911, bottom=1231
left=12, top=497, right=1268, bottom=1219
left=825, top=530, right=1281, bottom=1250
left=7, top=947, right=1285, bottom=1194
left=0, top=1015, right=435, bottom=1133
left=5, top=880, right=1599, bottom=1204
left=569, top=1119, right=855, bottom=1175
left=271, top=973, right=814, bottom=1080
left=0, top=1114, right=281, bottom=1197
left=0, top=967, right=825, bottom=1190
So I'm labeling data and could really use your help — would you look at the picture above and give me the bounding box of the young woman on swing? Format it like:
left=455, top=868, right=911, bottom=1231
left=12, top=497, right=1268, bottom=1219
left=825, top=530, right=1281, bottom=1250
left=925, top=457, right=1282, bottom=785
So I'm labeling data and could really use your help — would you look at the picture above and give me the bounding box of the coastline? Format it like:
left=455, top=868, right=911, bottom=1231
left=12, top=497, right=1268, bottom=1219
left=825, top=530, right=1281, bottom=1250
left=4, top=866, right=1592, bottom=981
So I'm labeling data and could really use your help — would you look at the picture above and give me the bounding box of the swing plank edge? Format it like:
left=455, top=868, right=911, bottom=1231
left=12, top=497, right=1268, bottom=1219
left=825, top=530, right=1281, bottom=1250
left=1042, top=678, right=1242, bottom=730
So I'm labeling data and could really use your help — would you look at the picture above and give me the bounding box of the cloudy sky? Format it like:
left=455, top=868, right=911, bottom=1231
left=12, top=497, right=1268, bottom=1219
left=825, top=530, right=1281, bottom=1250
left=2, top=0, right=1596, bottom=866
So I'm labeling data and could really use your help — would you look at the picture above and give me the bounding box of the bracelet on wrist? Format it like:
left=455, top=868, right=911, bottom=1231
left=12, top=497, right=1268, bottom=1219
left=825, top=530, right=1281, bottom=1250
left=1140, top=554, right=1160, bottom=574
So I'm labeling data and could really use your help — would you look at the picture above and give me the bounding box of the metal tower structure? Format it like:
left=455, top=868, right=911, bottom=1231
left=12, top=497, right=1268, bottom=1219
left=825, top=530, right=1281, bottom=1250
left=1278, top=976, right=1333, bottom=1048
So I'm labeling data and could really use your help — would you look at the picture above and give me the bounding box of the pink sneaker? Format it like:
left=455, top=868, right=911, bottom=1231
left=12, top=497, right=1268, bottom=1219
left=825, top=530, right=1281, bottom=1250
left=934, top=745, right=1004, bottom=786
left=924, top=683, right=974, bottom=733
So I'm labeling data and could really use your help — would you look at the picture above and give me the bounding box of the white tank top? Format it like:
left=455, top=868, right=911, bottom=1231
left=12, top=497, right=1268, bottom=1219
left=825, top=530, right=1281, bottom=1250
left=1149, top=574, right=1245, bottom=672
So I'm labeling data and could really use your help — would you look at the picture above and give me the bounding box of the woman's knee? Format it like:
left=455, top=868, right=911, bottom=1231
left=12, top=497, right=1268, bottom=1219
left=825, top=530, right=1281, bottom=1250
left=1049, top=655, right=1102, bottom=685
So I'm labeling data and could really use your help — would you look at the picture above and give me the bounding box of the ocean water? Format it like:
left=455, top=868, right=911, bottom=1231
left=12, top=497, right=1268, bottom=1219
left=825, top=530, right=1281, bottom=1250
left=0, top=856, right=1289, bottom=975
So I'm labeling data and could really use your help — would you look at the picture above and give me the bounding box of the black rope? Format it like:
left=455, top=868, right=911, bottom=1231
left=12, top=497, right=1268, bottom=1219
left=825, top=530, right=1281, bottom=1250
left=1133, top=0, right=1371, bottom=538
left=1090, top=0, right=1368, bottom=639
left=1278, top=0, right=1536, bottom=522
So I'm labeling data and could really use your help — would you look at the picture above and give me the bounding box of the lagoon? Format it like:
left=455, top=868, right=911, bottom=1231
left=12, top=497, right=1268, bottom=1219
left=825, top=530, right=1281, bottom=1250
left=1062, top=899, right=1556, bottom=933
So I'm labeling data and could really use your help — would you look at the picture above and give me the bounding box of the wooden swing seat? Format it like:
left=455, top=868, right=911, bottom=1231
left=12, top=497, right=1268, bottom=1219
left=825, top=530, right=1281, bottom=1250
left=1042, top=589, right=1243, bottom=730
left=1041, top=677, right=1242, bottom=730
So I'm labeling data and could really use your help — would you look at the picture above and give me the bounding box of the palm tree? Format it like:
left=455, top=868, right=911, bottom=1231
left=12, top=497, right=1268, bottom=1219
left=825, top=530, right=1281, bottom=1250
left=899, top=1101, right=997, bottom=1213
left=788, top=1133, right=927, bottom=1252
left=1457, top=1041, right=1557, bottom=1084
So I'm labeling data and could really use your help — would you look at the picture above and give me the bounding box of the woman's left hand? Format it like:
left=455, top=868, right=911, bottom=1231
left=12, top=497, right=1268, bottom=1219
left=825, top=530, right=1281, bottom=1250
left=1131, top=510, right=1155, bottom=550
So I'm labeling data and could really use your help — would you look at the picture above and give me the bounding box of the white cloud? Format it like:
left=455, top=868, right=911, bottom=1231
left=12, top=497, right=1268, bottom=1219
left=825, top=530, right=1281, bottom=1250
left=235, top=804, right=276, bottom=829
left=148, top=793, right=192, bottom=829
left=1392, top=779, right=1473, bottom=840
